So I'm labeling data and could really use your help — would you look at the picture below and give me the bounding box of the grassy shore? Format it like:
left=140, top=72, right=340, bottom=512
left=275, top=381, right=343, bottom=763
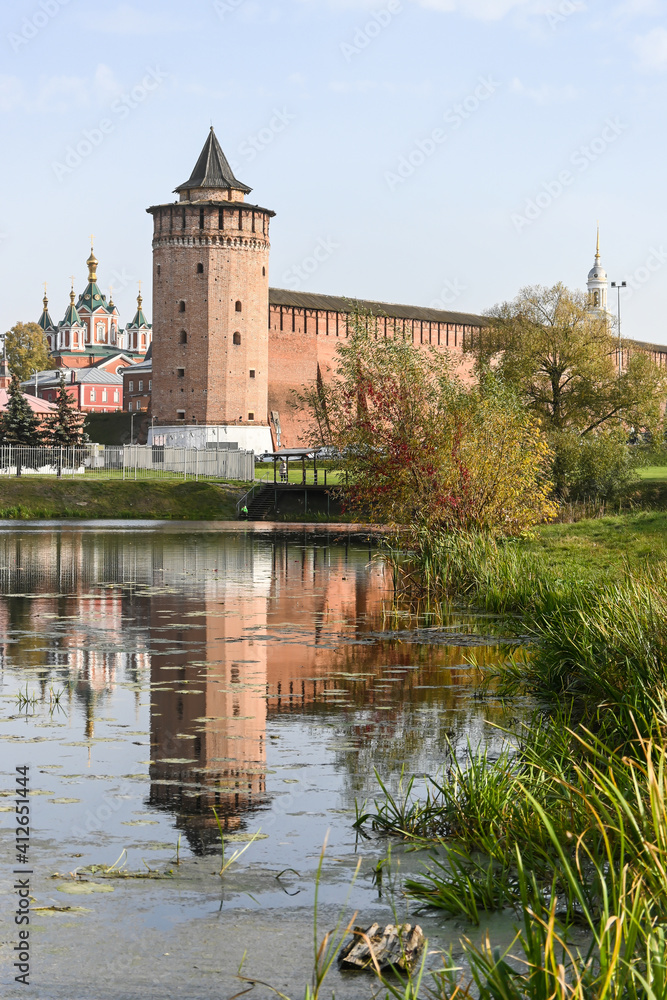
left=0, top=478, right=246, bottom=520
left=525, top=510, right=667, bottom=580
left=349, top=518, right=667, bottom=997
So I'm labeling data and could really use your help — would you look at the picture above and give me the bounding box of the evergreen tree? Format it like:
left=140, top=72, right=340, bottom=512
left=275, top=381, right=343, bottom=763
left=44, top=375, right=86, bottom=446
left=0, top=374, right=43, bottom=445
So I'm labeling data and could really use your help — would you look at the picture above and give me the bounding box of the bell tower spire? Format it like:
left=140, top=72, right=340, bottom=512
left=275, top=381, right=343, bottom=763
left=587, top=224, right=608, bottom=313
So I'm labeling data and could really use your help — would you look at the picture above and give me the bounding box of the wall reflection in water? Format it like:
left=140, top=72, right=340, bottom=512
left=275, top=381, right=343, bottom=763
left=0, top=529, right=502, bottom=852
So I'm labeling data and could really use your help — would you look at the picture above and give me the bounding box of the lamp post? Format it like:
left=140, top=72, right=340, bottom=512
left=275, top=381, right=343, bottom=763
left=610, top=281, right=627, bottom=374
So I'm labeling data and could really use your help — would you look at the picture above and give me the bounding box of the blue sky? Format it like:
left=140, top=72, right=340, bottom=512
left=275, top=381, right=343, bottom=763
left=1, top=0, right=666, bottom=342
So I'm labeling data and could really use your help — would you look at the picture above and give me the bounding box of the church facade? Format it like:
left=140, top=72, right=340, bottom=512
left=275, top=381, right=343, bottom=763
left=38, top=247, right=151, bottom=373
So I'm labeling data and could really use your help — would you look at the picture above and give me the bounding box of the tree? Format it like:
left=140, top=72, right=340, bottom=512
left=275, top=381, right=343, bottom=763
left=467, top=284, right=667, bottom=497
left=300, top=313, right=557, bottom=534
left=0, top=374, right=43, bottom=445
left=43, top=375, right=86, bottom=446
left=4, top=322, right=51, bottom=383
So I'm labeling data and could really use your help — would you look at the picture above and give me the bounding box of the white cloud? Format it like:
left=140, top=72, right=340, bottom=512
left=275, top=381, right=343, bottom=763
left=0, top=65, right=127, bottom=115
left=0, top=77, right=24, bottom=113
left=415, top=0, right=533, bottom=17
left=613, top=0, right=665, bottom=15
left=302, top=0, right=549, bottom=19
left=81, top=3, right=186, bottom=34
left=633, top=25, right=667, bottom=71
left=510, top=77, right=578, bottom=103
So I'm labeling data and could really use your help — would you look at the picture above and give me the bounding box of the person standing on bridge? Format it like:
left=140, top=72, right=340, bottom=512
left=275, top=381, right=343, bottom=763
left=280, top=459, right=287, bottom=483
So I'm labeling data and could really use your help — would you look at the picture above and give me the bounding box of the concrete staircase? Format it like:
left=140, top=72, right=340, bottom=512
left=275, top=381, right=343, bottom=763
left=246, top=486, right=276, bottom=520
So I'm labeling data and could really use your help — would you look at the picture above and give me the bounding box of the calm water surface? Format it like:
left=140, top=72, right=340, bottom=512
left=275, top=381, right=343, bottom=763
left=0, top=523, right=520, bottom=999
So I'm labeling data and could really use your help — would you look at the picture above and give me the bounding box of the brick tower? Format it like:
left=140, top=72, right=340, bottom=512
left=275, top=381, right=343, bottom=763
left=147, top=128, right=275, bottom=451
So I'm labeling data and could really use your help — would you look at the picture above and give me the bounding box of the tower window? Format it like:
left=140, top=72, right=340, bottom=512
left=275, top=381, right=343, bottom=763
left=233, top=332, right=241, bottom=345
left=179, top=330, right=188, bottom=344
left=182, top=208, right=186, bottom=229
left=177, top=410, right=185, bottom=420
left=235, top=300, right=242, bottom=312
left=262, top=267, right=266, bottom=276
left=199, top=208, right=205, bottom=229
left=248, top=412, right=255, bottom=421
left=177, top=368, right=185, bottom=379
left=196, top=263, right=204, bottom=274
left=219, top=208, right=224, bottom=229
left=249, top=369, right=255, bottom=378
left=157, top=265, right=161, bottom=277
left=178, top=301, right=186, bottom=313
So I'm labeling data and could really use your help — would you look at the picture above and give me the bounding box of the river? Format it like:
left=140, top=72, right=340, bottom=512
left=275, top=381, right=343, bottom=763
left=0, top=522, right=520, bottom=999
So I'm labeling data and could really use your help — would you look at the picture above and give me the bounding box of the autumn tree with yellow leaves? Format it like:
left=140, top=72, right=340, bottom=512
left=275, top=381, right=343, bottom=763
left=301, top=313, right=557, bottom=533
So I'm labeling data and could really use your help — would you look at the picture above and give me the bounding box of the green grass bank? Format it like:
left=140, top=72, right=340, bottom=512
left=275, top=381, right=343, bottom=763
left=0, top=478, right=246, bottom=520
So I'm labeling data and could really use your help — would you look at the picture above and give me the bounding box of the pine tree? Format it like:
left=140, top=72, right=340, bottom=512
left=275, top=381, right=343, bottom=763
left=44, top=375, right=86, bottom=446
left=0, top=374, right=43, bottom=445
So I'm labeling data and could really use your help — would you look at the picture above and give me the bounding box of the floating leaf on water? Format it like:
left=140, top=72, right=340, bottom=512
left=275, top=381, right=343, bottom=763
left=34, top=905, right=91, bottom=916
left=0, top=805, right=14, bottom=812
left=121, top=820, right=159, bottom=826
left=57, top=882, right=115, bottom=895
left=156, top=758, right=196, bottom=764
left=49, top=798, right=80, bottom=804
left=219, top=832, right=268, bottom=843
left=282, top=779, right=299, bottom=784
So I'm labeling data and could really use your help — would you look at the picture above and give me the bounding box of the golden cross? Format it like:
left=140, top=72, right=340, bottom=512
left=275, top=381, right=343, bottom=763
left=90, top=234, right=95, bottom=248
left=43, top=282, right=48, bottom=297
left=138, top=280, right=142, bottom=294
left=70, top=274, right=76, bottom=291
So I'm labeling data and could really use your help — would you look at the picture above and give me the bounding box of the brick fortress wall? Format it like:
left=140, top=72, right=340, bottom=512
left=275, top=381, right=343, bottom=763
left=267, top=291, right=483, bottom=448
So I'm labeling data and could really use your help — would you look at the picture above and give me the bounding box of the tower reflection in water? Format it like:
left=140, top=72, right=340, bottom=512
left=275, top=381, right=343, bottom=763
left=0, top=528, right=497, bottom=855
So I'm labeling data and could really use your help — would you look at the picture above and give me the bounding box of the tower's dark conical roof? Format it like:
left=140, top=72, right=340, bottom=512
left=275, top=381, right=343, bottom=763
left=175, top=127, right=252, bottom=195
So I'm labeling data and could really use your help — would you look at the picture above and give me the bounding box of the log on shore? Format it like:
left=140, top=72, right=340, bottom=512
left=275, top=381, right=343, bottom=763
left=338, top=923, right=424, bottom=972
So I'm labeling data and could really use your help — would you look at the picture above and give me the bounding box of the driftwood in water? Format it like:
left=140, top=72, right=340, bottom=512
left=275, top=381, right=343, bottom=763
left=338, top=922, right=424, bottom=972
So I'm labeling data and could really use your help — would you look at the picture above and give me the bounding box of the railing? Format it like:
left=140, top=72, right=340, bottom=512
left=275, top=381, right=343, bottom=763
left=0, top=445, right=255, bottom=482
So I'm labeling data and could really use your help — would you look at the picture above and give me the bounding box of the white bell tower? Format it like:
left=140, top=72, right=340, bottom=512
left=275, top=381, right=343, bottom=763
left=587, top=226, right=608, bottom=313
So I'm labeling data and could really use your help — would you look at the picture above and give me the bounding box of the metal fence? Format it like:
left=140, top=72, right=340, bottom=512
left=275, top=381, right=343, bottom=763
left=0, top=445, right=255, bottom=482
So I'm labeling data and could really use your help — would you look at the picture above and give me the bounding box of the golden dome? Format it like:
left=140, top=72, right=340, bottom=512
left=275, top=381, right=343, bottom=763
left=87, top=247, right=98, bottom=282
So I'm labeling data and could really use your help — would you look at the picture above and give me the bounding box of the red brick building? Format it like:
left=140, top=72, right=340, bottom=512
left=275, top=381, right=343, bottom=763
left=22, top=366, right=124, bottom=413
left=123, top=346, right=152, bottom=413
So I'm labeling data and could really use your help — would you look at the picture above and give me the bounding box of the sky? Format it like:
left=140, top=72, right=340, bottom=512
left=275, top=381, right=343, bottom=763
left=0, top=0, right=666, bottom=343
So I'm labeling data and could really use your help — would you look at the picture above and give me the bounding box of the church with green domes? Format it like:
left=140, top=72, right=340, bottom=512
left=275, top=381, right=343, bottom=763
left=38, top=245, right=151, bottom=372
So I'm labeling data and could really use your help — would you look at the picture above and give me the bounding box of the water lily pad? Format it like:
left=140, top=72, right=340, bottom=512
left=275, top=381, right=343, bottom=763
left=57, top=882, right=115, bottom=895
